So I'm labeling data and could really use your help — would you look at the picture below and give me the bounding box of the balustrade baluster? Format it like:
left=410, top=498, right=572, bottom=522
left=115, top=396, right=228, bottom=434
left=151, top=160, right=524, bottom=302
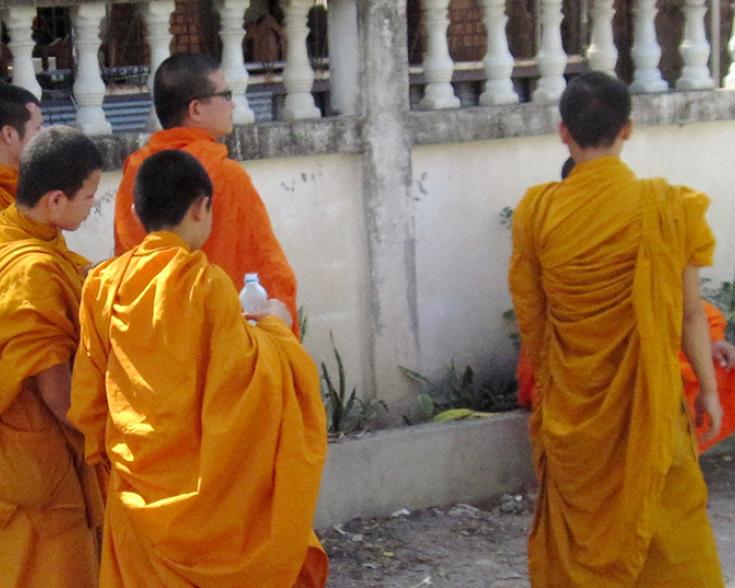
left=586, top=0, right=618, bottom=77
left=281, top=0, right=321, bottom=121
left=479, top=0, right=518, bottom=106
left=676, top=0, right=715, bottom=90
left=630, top=0, right=668, bottom=93
left=144, top=0, right=175, bottom=129
left=533, top=0, right=567, bottom=103
left=418, top=0, right=460, bottom=110
left=73, top=3, right=112, bottom=135
left=219, top=0, right=255, bottom=124
left=6, top=7, right=42, bottom=99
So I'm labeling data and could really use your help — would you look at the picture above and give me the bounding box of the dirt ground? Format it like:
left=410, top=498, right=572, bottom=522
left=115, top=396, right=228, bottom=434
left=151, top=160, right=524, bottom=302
left=321, top=451, right=735, bottom=588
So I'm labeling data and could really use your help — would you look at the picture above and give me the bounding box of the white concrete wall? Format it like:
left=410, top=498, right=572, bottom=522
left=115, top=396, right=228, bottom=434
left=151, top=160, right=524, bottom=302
left=65, top=153, right=371, bottom=398
left=64, top=120, right=735, bottom=405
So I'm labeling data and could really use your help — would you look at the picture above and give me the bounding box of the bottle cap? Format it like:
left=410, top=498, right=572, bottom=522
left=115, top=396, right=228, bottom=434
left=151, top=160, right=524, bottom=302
left=244, top=273, right=259, bottom=283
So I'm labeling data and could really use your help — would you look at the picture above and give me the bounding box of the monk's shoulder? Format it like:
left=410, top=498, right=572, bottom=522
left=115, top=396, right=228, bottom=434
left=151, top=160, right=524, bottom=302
left=515, top=181, right=560, bottom=226
left=187, top=253, right=242, bottom=313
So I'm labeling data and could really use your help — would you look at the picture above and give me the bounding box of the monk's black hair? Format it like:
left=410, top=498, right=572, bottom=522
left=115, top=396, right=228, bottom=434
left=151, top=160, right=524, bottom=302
left=0, top=83, right=41, bottom=138
left=559, top=72, right=631, bottom=148
left=17, top=126, right=102, bottom=207
left=153, top=53, right=220, bottom=129
left=134, top=150, right=213, bottom=232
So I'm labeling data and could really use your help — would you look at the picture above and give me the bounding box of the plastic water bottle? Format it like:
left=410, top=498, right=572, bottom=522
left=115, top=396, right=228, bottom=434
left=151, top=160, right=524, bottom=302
left=239, top=273, right=268, bottom=314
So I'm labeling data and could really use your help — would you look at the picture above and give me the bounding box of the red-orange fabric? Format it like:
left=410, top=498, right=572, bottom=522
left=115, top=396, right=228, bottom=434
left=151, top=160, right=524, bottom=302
left=113, top=127, right=299, bottom=334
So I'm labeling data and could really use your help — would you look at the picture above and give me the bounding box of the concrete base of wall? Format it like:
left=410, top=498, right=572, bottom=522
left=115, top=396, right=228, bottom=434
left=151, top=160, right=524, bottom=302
left=315, top=411, right=535, bottom=528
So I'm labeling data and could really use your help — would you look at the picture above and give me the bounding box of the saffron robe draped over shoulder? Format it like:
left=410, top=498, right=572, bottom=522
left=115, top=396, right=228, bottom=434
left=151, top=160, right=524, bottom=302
left=69, top=231, right=328, bottom=588
left=113, top=127, right=299, bottom=332
left=509, top=157, right=723, bottom=587
left=0, top=205, right=101, bottom=587
left=0, top=164, right=18, bottom=210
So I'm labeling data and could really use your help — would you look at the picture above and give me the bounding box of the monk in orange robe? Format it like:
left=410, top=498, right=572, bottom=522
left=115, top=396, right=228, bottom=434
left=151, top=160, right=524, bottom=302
left=517, top=300, right=735, bottom=452
left=509, top=73, right=724, bottom=586
left=113, top=53, right=299, bottom=333
left=0, top=127, right=104, bottom=587
left=680, top=301, right=735, bottom=451
left=0, top=84, right=43, bottom=210
left=70, top=150, right=328, bottom=587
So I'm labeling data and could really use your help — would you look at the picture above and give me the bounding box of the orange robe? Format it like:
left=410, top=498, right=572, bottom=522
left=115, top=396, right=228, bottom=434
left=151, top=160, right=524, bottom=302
left=113, top=127, right=299, bottom=333
left=680, top=301, right=735, bottom=451
left=509, top=156, right=723, bottom=586
left=0, top=205, right=102, bottom=587
left=0, top=163, right=18, bottom=210
left=518, top=301, right=735, bottom=453
left=69, top=231, right=327, bottom=588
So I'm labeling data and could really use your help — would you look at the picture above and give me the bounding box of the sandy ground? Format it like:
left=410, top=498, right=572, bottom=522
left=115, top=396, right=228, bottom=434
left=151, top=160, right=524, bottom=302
left=321, top=451, right=735, bottom=588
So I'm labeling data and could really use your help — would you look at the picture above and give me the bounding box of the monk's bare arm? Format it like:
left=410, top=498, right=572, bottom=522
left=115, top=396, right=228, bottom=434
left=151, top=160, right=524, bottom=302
left=35, top=361, right=74, bottom=428
left=682, top=264, right=722, bottom=440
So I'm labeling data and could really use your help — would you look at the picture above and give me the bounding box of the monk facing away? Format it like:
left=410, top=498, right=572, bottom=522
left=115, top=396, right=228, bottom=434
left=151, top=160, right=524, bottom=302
left=509, top=72, right=724, bottom=586
left=0, top=83, right=43, bottom=210
left=0, top=126, right=104, bottom=586
left=69, top=149, right=328, bottom=587
left=113, top=52, right=299, bottom=333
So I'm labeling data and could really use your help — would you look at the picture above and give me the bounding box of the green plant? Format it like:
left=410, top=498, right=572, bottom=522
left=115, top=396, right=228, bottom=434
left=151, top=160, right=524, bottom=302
left=321, top=334, right=386, bottom=435
left=702, top=276, right=735, bottom=343
left=499, top=206, right=514, bottom=230
left=502, top=307, right=520, bottom=350
left=400, top=362, right=518, bottom=421
left=298, top=305, right=308, bottom=343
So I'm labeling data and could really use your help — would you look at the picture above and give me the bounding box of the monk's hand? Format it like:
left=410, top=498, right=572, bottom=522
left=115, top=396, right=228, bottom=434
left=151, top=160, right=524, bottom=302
left=245, top=299, right=293, bottom=328
left=696, top=389, right=723, bottom=443
left=711, top=340, right=735, bottom=370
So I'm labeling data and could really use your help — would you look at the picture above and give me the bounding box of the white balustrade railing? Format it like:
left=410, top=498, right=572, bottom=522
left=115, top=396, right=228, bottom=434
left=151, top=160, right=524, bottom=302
left=6, top=7, right=43, bottom=100
left=72, top=3, right=112, bottom=135
left=533, top=0, right=567, bottom=103
left=479, top=0, right=518, bottom=105
left=418, top=0, right=460, bottom=110
left=281, top=0, right=322, bottom=121
left=677, top=0, right=715, bottom=90
left=219, top=0, right=255, bottom=125
left=143, top=0, right=175, bottom=130
left=3, top=0, right=735, bottom=133
left=586, top=0, right=617, bottom=77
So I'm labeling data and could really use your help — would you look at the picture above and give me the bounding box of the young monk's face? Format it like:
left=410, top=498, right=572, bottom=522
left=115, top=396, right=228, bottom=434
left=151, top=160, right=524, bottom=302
left=56, top=169, right=101, bottom=230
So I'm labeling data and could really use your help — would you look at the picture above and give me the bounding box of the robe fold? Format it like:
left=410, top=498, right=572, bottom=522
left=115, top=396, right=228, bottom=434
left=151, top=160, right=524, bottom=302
left=113, top=127, right=299, bottom=333
left=518, top=300, right=735, bottom=452
left=69, top=231, right=328, bottom=588
left=0, top=205, right=102, bottom=587
left=509, top=156, right=723, bottom=586
left=0, top=164, right=18, bottom=210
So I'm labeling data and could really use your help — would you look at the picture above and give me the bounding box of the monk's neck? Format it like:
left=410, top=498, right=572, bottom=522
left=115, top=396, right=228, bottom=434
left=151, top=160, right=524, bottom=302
left=569, top=139, right=624, bottom=164
left=0, top=149, right=19, bottom=171
left=17, top=204, right=56, bottom=230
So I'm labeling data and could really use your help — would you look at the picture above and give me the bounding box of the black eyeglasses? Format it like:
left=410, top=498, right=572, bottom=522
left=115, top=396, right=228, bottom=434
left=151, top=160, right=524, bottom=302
left=195, top=89, right=233, bottom=102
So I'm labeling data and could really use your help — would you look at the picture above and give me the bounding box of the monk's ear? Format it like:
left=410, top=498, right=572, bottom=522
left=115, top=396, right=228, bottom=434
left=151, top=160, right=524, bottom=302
left=34, top=189, right=67, bottom=215
left=559, top=122, right=572, bottom=146
left=186, top=99, right=205, bottom=125
left=189, top=195, right=210, bottom=222
left=0, top=124, right=18, bottom=145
